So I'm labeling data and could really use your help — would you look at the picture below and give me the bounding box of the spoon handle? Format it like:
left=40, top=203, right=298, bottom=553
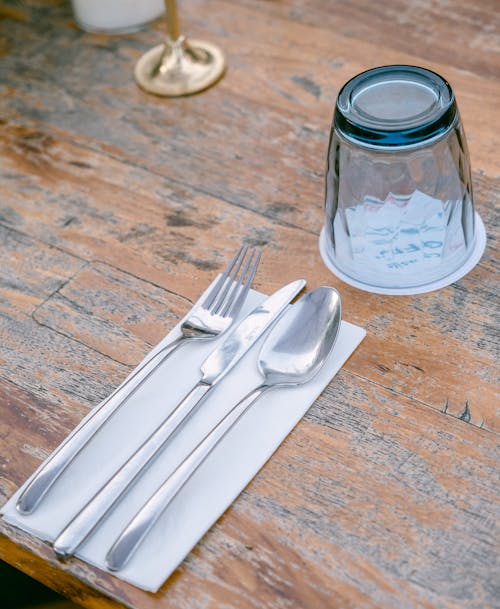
left=105, top=384, right=268, bottom=572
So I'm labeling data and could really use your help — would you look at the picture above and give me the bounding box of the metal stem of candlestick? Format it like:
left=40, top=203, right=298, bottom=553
left=134, top=0, right=225, bottom=96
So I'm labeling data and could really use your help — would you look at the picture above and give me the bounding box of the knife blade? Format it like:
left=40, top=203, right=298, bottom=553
left=53, top=278, right=305, bottom=558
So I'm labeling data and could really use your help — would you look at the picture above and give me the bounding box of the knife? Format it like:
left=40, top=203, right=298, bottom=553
left=53, top=279, right=305, bottom=558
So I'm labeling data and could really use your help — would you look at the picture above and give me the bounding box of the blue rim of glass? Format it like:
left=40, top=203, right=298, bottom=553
left=334, top=65, right=457, bottom=147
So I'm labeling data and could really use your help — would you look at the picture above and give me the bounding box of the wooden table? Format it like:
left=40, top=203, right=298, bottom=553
left=0, top=1, right=498, bottom=608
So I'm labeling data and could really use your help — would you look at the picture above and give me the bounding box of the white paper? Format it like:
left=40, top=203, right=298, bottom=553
left=1, top=284, right=365, bottom=592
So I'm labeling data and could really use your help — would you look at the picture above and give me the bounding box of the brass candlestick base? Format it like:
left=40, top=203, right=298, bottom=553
left=134, top=36, right=225, bottom=97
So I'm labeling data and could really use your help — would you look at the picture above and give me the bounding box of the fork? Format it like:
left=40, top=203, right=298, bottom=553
left=16, top=246, right=261, bottom=515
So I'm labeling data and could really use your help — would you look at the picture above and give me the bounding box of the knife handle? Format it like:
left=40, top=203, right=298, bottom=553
left=17, top=335, right=184, bottom=515
left=53, top=381, right=211, bottom=558
left=105, top=385, right=266, bottom=572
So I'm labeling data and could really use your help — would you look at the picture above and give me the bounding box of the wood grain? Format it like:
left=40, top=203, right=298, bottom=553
left=0, top=0, right=498, bottom=608
left=33, top=262, right=192, bottom=366
left=0, top=121, right=497, bottom=432
left=1, top=372, right=498, bottom=609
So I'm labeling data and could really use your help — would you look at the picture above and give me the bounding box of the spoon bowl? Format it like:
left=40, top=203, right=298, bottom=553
left=259, top=286, right=342, bottom=386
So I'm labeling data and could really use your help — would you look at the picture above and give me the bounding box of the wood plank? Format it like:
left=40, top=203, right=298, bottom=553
left=0, top=224, right=84, bottom=313
left=0, top=119, right=312, bottom=297
left=0, top=1, right=497, bottom=607
left=215, top=0, right=500, bottom=80
left=0, top=119, right=497, bottom=432
left=0, top=0, right=498, bottom=237
left=0, top=306, right=128, bottom=419
left=0, top=529, right=130, bottom=609
left=1, top=370, right=498, bottom=609
left=33, top=262, right=192, bottom=366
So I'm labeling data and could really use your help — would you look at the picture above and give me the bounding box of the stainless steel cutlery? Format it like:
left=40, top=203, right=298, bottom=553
left=53, top=279, right=305, bottom=558
left=17, top=246, right=261, bottom=515
left=14, top=249, right=343, bottom=575
left=105, top=287, right=342, bottom=571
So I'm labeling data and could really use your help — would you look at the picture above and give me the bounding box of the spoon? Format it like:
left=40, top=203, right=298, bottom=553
left=106, top=286, right=342, bottom=571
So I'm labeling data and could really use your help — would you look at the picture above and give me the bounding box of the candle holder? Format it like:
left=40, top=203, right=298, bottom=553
left=134, top=0, right=225, bottom=96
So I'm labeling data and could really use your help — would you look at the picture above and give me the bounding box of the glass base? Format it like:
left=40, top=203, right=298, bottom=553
left=319, top=212, right=486, bottom=295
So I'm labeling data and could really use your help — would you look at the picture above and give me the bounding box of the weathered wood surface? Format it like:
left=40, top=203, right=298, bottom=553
left=0, top=1, right=498, bottom=608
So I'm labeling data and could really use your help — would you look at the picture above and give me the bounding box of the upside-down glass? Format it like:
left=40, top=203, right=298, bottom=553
left=321, top=65, right=477, bottom=291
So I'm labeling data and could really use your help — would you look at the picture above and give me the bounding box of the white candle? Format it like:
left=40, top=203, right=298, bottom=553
left=71, top=0, right=164, bottom=33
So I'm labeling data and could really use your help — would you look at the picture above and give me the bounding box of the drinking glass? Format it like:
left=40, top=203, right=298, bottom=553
left=321, top=65, right=482, bottom=293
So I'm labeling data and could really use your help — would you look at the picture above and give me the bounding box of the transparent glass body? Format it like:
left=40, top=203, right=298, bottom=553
left=323, top=66, right=476, bottom=289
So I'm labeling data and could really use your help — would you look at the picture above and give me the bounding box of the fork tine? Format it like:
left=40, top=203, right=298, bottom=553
left=220, top=248, right=261, bottom=317
left=214, top=247, right=255, bottom=316
left=210, top=246, right=250, bottom=314
left=219, top=247, right=256, bottom=313
left=201, top=246, right=245, bottom=310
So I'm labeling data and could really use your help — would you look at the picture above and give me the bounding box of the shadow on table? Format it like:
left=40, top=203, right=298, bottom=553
left=0, top=561, right=80, bottom=609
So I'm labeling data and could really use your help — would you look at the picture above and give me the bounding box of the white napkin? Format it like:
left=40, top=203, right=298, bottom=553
left=1, top=283, right=365, bottom=592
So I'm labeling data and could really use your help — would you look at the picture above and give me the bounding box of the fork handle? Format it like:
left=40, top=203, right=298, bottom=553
left=105, top=385, right=267, bottom=572
left=53, top=381, right=211, bottom=558
left=16, top=334, right=184, bottom=515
